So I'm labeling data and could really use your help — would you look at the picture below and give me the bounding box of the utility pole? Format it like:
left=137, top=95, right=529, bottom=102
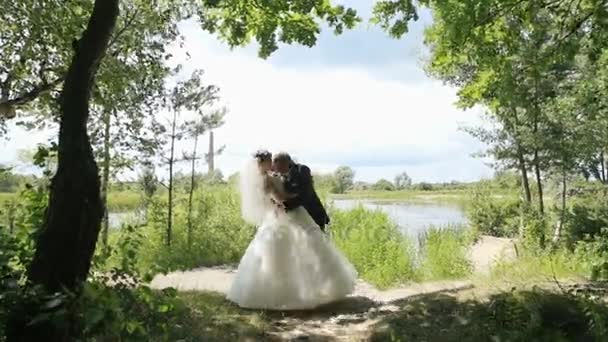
left=208, top=130, right=215, bottom=173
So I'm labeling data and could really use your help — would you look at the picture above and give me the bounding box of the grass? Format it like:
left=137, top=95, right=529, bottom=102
left=3, top=190, right=142, bottom=213
left=107, top=190, right=142, bottom=212
left=172, top=291, right=270, bottom=341
left=418, top=226, right=474, bottom=280
left=331, top=189, right=471, bottom=204
left=330, top=206, right=418, bottom=288
left=0, top=192, right=15, bottom=205
left=329, top=205, right=475, bottom=288
left=476, top=246, right=590, bottom=289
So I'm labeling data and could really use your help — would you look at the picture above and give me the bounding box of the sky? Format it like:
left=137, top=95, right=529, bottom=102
left=1, top=1, right=494, bottom=183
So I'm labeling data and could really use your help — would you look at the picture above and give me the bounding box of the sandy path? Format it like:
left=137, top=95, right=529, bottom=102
left=149, top=236, right=516, bottom=340
left=468, top=236, right=517, bottom=274
left=150, top=235, right=516, bottom=294
left=150, top=267, right=472, bottom=341
left=150, top=265, right=471, bottom=303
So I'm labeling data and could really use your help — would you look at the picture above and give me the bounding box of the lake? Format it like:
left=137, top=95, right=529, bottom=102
left=108, top=199, right=468, bottom=236
left=331, top=199, right=468, bottom=237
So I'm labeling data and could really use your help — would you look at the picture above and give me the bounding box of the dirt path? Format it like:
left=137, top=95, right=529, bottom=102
left=468, top=236, right=516, bottom=274
left=151, top=266, right=472, bottom=340
left=149, top=236, right=516, bottom=340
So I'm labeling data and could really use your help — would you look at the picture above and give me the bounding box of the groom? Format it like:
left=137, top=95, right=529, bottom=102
left=272, top=152, right=330, bottom=231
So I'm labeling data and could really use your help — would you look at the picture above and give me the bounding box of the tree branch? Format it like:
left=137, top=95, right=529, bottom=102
left=0, top=77, right=64, bottom=107
left=557, top=8, right=594, bottom=43
left=107, top=6, right=140, bottom=50
left=0, top=5, right=140, bottom=112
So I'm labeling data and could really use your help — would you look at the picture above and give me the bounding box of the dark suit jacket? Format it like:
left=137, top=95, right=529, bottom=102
left=283, top=163, right=330, bottom=230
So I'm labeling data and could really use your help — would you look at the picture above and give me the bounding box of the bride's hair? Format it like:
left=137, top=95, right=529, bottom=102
left=253, top=150, right=272, bottom=163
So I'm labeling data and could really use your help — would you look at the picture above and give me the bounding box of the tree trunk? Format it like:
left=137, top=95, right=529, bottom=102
left=27, top=0, right=118, bottom=294
left=531, top=104, right=544, bottom=215
left=533, top=150, right=544, bottom=215
left=9, top=0, right=119, bottom=340
left=167, top=110, right=177, bottom=247
left=600, top=151, right=606, bottom=183
left=517, top=145, right=532, bottom=203
left=187, top=135, right=199, bottom=247
left=208, top=130, right=214, bottom=174
left=553, top=171, right=567, bottom=244
left=100, top=109, right=112, bottom=256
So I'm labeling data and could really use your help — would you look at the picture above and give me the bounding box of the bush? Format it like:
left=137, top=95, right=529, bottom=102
left=413, top=182, right=433, bottom=191
left=372, top=179, right=395, bottom=191
left=572, top=228, right=608, bottom=281
left=565, top=192, right=608, bottom=247
left=418, top=226, right=473, bottom=280
left=329, top=206, right=417, bottom=288
left=466, top=185, right=521, bottom=237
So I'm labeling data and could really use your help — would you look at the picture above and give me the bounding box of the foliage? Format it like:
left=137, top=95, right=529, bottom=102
left=0, top=169, right=36, bottom=193
left=139, top=163, right=158, bottom=209
left=573, top=229, right=608, bottom=281
left=374, top=0, right=608, bottom=249
left=332, top=166, right=355, bottom=194
left=132, top=186, right=254, bottom=273
left=394, top=171, right=412, bottom=190
left=418, top=226, right=473, bottom=280
left=313, top=173, right=337, bottom=194
left=412, top=182, right=433, bottom=191
left=565, top=190, right=608, bottom=247
left=198, top=0, right=360, bottom=58
left=466, top=184, right=522, bottom=238
left=0, top=0, right=187, bottom=132
left=330, top=206, right=417, bottom=288
left=372, top=179, right=395, bottom=191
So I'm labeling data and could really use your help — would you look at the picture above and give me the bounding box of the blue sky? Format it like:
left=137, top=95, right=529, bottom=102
left=2, top=2, right=493, bottom=183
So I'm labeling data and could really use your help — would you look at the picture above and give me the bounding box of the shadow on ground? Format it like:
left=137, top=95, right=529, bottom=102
left=176, top=282, right=608, bottom=341
left=368, top=282, right=608, bottom=342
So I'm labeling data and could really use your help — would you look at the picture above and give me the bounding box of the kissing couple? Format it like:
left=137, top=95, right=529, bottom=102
left=227, top=151, right=357, bottom=310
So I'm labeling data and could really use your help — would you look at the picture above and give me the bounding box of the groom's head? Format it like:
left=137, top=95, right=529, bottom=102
left=272, top=152, right=292, bottom=174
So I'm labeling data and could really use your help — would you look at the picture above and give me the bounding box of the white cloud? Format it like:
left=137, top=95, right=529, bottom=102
left=168, top=23, right=492, bottom=182
left=2, top=19, right=493, bottom=183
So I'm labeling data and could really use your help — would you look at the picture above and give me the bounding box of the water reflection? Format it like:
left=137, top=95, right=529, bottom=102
left=331, top=199, right=467, bottom=237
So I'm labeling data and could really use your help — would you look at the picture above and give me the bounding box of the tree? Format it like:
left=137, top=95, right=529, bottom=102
left=0, top=0, right=187, bottom=128
left=2, top=0, right=186, bottom=257
left=333, top=166, right=355, bottom=194
left=139, top=161, right=158, bottom=212
left=394, top=171, right=412, bottom=190
left=178, top=70, right=226, bottom=247
left=13, top=3, right=360, bottom=339
left=374, top=179, right=396, bottom=191
left=9, top=1, right=120, bottom=340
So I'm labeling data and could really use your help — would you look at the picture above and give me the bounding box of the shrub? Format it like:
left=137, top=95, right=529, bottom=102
left=372, top=179, right=396, bottom=191
left=466, top=185, right=521, bottom=237
left=572, top=228, right=608, bottom=281
left=564, top=192, right=608, bottom=247
left=413, top=182, right=433, bottom=191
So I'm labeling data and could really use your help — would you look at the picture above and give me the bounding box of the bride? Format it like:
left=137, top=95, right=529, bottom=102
left=227, top=150, right=357, bottom=310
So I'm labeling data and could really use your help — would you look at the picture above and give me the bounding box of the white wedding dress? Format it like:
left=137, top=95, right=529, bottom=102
left=227, top=160, right=357, bottom=310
